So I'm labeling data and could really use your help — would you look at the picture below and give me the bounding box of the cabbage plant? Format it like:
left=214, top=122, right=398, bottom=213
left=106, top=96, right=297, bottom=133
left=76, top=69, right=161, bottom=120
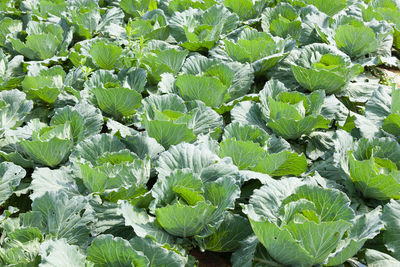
left=169, top=5, right=238, bottom=52
left=175, top=54, right=254, bottom=107
left=0, top=49, right=24, bottom=90
left=141, top=93, right=223, bottom=148
left=290, top=44, right=363, bottom=94
left=21, top=66, right=66, bottom=104
left=152, top=169, right=240, bottom=238
left=259, top=79, right=330, bottom=140
left=349, top=138, right=400, bottom=200
left=363, top=0, right=400, bottom=51
left=211, top=27, right=288, bottom=75
left=219, top=125, right=308, bottom=176
left=2, top=0, right=400, bottom=266
left=262, top=2, right=302, bottom=39
left=334, top=20, right=392, bottom=59
left=244, top=177, right=383, bottom=267
left=9, top=21, right=72, bottom=61
left=222, top=0, right=266, bottom=21
left=70, top=134, right=150, bottom=201
left=141, top=42, right=188, bottom=84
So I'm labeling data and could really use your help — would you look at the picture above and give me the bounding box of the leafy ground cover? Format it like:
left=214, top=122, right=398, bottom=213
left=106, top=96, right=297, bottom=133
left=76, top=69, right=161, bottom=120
left=1, top=0, right=400, bottom=266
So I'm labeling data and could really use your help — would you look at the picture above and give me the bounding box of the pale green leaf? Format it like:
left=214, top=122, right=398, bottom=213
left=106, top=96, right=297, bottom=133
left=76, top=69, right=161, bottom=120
left=90, top=41, right=122, bottom=70
left=251, top=150, right=307, bottom=176
left=155, top=201, right=216, bottom=237
left=86, top=235, right=149, bottom=267
left=176, top=74, right=228, bottom=108
left=219, top=139, right=265, bottom=170
left=39, top=239, right=86, bottom=267
left=93, top=87, right=142, bottom=119
left=383, top=200, right=400, bottom=260
left=0, top=162, right=25, bottom=205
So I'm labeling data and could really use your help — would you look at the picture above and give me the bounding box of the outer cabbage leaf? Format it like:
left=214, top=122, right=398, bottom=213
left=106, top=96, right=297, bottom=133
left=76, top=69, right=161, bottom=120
left=88, top=196, right=131, bottom=237
left=302, top=0, right=346, bottom=16
left=151, top=169, right=204, bottom=209
left=180, top=54, right=254, bottom=102
left=142, top=47, right=188, bottom=84
left=143, top=94, right=187, bottom=118
left=201, top=212, right=253, bottom=252
left=155, top=142, right=219, bottom=178
left=270, top=115, right=313, bottom=138
left=120, top=0, right=158, bottom=17
left=31, top=191, right=94, bottom=246
left=223, top=0, right=266, bottom=21
left=364, top=0, right=400, bottom=50
left=89, top=41, right=122, bottom=70
left=335, top=22, right=381, bottom=59
left=166, top=0, right=217, bottom=13
left=0, top=90, right=33, bottom=130
left=20, top=138, right=72, bottom=168
left=141, top=95, right=204, bottom=148
left=251, top=150, right=308, bottom=177
left=21, top=0, right=67, bottom=18
left=364, top=249, right=400, bottom=267
left=118, top=67, right=148, bottom=93
left=65, top=2, right=124, bottom=38
left=0, top=122, right=41, bottom=168
left=86, top=234, right=149, bottom=267
left=383, top=200, right=400, bottom=260
left=349, top=153, right=400, bottom=200
left=0, top=49, right=24, bottom=90
left=30, top=167, right=80, bottom=200
left=38, top=239, right=86, bottom=267
left=219, top=139, right=265, bottom=170
left=125, top=11, right=169, bottom=41
left=70, top=134, right=150, bottom=200
left=70, top=134, right=126, bottom=166
left=183, top=100, right=224, bottom=136
left=222, top=122, right=269, bottom=146
left=92, top=86, right=142, bottom=120
left=122, top=133, right=165, bottom=159
left=326, top=207, right=383, bottom=266
left=230, top=101, right=269, bottom=132
left=129, top=236, right=188, bottom=267
left=0, top=18, right=22, bottom=47
left=79, top=156, right=150, bottom=196
left=118, top=201, right=173, bottom=244
left=382, top=113, right=400, bottom=135
left=382, top=87, right=400, bottom=135
left=155, top=201, right=217, bottom=237
left=0, top=162, right=25, bottom=205
left=155, top=142, right=238, bottom=183
left=175, top=74, right=228, bottom=108
left=0, top=221, right=43, bottom=266
left=143, top=119, right=196, bottom=149
left=231, top=235, right=282, bottom=267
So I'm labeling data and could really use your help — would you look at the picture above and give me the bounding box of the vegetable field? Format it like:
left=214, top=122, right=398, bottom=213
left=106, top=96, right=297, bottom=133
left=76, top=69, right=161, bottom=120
left=2, top=0, right=400, bottom=266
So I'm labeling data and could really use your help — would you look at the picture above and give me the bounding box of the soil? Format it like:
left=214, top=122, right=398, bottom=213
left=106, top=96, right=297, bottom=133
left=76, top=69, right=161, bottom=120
left=380, top=66, right=400, bottom=88
left=190, top=248, right=232, bottom=267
